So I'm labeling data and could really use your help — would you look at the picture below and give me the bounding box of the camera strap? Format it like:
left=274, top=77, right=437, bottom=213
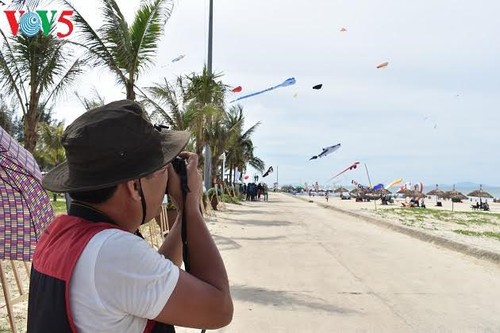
left=178, top=167, right=191, bottom=271
left=174, top=160, right=207, bottom=333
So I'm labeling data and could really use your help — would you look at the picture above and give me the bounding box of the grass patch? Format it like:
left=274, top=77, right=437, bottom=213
left=377, top=207, right=500, bottom=227
left=483, top=232, right=500, bottom=241
left=453, top=230, right=500, bottom=241
left=221, top=194, right=242, bottom=205
left=51, top=200, right=67, bottom=214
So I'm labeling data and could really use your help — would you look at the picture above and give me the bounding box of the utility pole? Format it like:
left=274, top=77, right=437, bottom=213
left=207, top=0, right=213, bottom=74
left=364, top=163, right=376, bottom=211
left=204, top=0, right=214, bottom=190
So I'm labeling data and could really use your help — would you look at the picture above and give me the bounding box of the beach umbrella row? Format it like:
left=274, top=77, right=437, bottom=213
left=426, top=184, right=493, bottom=200
left=337, top=184, right=494, bottom=201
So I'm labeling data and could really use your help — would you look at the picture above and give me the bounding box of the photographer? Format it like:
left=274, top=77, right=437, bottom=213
left=27, top=100, right=233, bottom=332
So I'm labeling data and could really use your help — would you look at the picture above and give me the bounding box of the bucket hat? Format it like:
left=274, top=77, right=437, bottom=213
left=43, top=100, right=190, bottom=192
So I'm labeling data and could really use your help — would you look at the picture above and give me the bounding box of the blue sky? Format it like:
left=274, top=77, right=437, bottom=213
left=4, top=0, right=499, bottom=187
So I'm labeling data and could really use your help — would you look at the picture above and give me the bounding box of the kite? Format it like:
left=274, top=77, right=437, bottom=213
left=414, top=182, right=424, bottom=193
left=263, top=166, right=273, bottom=177
left=373, top=183, right=384, bottom=191
left=352, top=180, right=370, bottom=190
left=309, top=143, right=341, bottom=160
left=399, top=182, right=413, bottom=191
left=340, top=27, right=347, bottom=32
left=423, top=115, right=438, bottom=130
left=312, top=84, right=323, bottom=90
left=229, top=77, right=296, bottom=103
left=293, top=93, right=298, bottom=98
left=328, top=161, right=360, bottom=181
left=171, top=54, right=185, bottom=62
left=376, top=61, right=389, bottom=69
left=231, top=86, right=242, bottom=93
left=385, top=178, right=403, bottom=190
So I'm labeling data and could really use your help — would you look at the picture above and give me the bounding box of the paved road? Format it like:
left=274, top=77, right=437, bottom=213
left=179, top=192, right=500, bottom=332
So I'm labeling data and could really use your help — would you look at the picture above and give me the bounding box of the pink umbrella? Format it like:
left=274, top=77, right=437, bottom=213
left=0, top=126, right=54, bottom=261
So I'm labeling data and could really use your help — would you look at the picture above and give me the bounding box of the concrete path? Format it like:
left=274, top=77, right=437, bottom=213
left=179, top=192, right=500, bottom=332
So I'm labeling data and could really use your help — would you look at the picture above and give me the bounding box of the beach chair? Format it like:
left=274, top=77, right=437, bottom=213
left=471, top=203, right=480, bottom=210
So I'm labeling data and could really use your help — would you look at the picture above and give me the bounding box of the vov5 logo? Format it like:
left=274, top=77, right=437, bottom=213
left=3, top=7, right=74, bottom=38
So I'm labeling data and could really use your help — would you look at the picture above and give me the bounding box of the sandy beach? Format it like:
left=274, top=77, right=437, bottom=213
left=302, top=193, right=500, bottom=259
left=1, top=192, right=499, bottom=332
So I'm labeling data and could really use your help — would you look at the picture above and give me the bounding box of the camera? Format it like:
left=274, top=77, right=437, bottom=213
left=166, top=157, right=189, bottom=195
left=171, top=156, right=187, bottom=176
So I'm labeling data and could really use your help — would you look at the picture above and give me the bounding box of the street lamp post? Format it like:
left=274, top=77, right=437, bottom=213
left=204, top=0, right=214, bottom=190
left=207, top=0, right=213, bottom=74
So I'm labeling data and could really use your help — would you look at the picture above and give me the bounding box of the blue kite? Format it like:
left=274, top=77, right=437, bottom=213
left=230, top=77, right=296, bottom=103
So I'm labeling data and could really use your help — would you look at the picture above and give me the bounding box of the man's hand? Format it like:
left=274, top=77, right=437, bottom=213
left=166, top=162, right=183, bottom=210
left=166, top=152, right=202, bottom=210
left=178, top=151, right=202, bottom=207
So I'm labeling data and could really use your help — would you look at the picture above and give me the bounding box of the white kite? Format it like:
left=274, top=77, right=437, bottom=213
left=309, top=143, right=341, bottom=160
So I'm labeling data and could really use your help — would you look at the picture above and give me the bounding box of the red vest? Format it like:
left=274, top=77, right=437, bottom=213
left=27, top=215, right=173, bottom=333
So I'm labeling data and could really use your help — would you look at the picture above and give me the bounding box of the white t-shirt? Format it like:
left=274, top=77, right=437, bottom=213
left=70, top=229, right=179, bottom=332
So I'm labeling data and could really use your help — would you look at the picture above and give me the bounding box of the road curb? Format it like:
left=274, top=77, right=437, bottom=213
left=293, top=195, right=500, bottom=265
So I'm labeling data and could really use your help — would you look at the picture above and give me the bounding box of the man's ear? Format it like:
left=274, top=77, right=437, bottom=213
left=124, top=180, right=142, bottom=201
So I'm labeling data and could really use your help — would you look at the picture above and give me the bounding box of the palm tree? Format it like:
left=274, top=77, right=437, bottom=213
left=184, top=67, right=227, bottom=158
left=74, top=88, right=106, bottom=111
left=0, top=30, right=83, bottom=152
left=66, top=0, right=173, bottom=101
left=142, top=71, right=227, bottom=158
left=218, top=105, right=264, bottom=185
left=34, top=121, right=65, bottom=171
left=35, top=121, right=66, bottom=201
left=144, top=76, right=264, bottom=186
left=143, top=76, right=190, bottom=130
left=0, top=93, right=18, bottom=136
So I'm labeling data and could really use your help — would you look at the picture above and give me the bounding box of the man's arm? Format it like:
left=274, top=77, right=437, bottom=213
left=158, top=213, right=182, bottom=267
left=154, top=152, right=233, bottom=329
left=155, top=206, right=232, bottom=329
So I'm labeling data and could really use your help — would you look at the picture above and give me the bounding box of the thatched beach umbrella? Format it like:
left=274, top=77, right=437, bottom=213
left=426, top=184, right=445, bottom=198
left=397, top=188, right=416, bottom=197
left=444, top=188, right=467, bottom=200
left=334, top=186, right=349, bottom=194
left=365, top=192, right=381, bottom=200
left=373, top=188, right=392, bottom=195
left=467, top=184, right=493, bottom=199
left=350, top=188, right=363, bottom=197
left=444, top=185, right=467, bottom=211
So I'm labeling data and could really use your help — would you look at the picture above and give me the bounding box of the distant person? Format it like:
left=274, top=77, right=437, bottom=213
left=257, top=183, right=264, bottom=200
left=325, top=191, right=329, bottom=202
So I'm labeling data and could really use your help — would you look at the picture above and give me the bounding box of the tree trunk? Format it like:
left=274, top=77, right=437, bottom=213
left=126, top=81, right=136, bottom=101
left=195, top=144, right=204, bottom=170
left=228, top=164, right=233, bottom=187
left=23, top=107, right=38, bottom=153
